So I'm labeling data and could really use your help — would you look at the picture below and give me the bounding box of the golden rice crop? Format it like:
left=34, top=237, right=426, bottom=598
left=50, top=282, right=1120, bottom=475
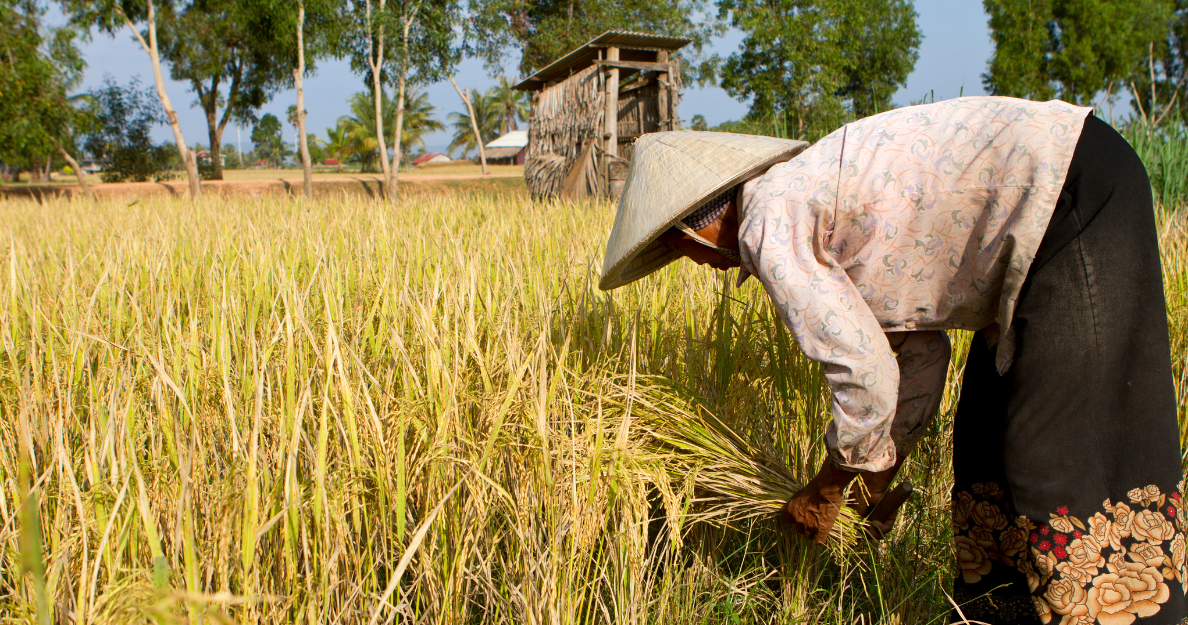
left=0, top=191, right=1183, bottom=624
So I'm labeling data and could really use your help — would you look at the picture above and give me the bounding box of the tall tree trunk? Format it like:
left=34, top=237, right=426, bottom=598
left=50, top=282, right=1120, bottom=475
left=55, top=144, right=89, bottom=196
left=366, top=0, right=393, bottom=202
left=206, top=107, right=223, bottom=181
left=121, top=1, right=201, bottom=199
left=449, top=77, right=487, bottom=175
left=295, top=0, right=313, bottom=198
left=390, top=66, right=406, bottom=199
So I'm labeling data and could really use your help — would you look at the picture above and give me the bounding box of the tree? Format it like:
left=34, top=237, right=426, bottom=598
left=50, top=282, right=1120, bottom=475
left=341, top=0, right=460, bottom=201
left=82, top=77, right=174, bottom=182
left=155, top=0, right=291, bottom=181
left=716, top=0, right=920, bottom=138
left=690, top=114, right=708, bottom=130
left=221, top=142, right=243, bottom=170
left=1116, top=0, right=1188, bottom=121
left=465, top=0, right=718, bottom=77
left=306, top=133, right=327, bottom=164
left=336, top=91, right=390, bottom=172
left=489, top=75, right=528, bottom=134
left=0, top=0, right=91, bottom=191
left=62, top=0, right=203, bottom=198
left=447, top=88, right=500, bottom=158
left=981, top=0, right=1054, bottom=101
left=251, top=113, right=284, bottom=167
left=323, top=124, right=350, bottom=171
left=834, top=0, right=921, bottom=117
left=983, top=0, right=1174, bottom=105
left=283, top=0, right=340, bottom=196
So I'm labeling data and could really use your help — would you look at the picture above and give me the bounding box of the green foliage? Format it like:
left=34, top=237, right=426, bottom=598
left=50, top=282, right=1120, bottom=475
left=220, top=143, right=243, bottom=170
left=465, top=0, right=718, bottom=78
left=59, top=0, right=167, bottom=36
left=444, top=79, right=528, bottom=161
left=690, top=114, right=708, bottom=131
left=305, top=134, right=327, bottom=163
left=983, top=0, right=1175, bottom=104
left=981, top=0, right=1054, bottom=100
left=81, top=77, right=174, bottom=182
left=489, top=76, right=529, bottom=135
left=333, top=88, right=443, bottom=171
left=716, top=0, right=920, bottom=140
left=322, top=124, right=350, bottom=169
left=709, top=115, right=793, bottom=138
left=447, top=89, right=500, bottom=158
left=1123, top=118, right=1188, bottom=212
left=339, top=0, right=461, bottom=90
left=251, top=113, right=285, bottom=167
left=0, top=0, right=89, bottom=173
left=156, top=0, right=301, bottom=179
left=398, top=89, right=446, bottom=167
left=1127, top=1, right=1188, bottom=121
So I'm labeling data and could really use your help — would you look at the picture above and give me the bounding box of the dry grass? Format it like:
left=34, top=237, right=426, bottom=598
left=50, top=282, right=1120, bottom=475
left=0, top=192, right=1183, bottom=624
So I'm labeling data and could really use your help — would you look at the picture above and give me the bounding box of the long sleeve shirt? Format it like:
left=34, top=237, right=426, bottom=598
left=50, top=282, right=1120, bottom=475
left=737, top=97, right=1092, bottom=472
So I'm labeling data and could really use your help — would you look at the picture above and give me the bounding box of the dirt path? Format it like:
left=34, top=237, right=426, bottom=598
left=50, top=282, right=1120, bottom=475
left=1, top=172, right=525, bottom=201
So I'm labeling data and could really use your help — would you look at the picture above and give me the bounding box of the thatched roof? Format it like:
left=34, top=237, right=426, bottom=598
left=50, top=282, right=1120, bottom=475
left=483, top=147, right=523, bottom=160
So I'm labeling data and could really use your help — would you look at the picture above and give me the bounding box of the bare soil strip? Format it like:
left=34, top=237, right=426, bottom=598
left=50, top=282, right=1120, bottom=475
left=0, top=173, right=526, bottom=201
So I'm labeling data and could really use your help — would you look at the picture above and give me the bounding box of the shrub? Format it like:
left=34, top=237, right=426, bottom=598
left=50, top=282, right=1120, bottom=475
left=82, top=77, right=175, bottom=182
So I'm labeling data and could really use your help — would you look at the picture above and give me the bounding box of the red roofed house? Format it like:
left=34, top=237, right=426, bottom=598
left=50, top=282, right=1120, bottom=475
left=412, top=153, right=452, bottom=166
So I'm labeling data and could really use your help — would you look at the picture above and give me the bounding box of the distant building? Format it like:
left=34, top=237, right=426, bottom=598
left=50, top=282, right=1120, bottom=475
left=412, top=153, right=452, bottom=166
left=195, top=150, right=225, bottom=167
left=482, top=130, right=528, bottom=165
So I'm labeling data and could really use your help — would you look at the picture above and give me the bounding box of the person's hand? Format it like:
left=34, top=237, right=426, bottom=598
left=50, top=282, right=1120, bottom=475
left=782, top=457, right=858, bottom=544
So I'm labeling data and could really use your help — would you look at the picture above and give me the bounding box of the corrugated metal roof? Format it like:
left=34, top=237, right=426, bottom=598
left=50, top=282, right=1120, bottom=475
left=514, top=30, right=691, bottom=91
left=485, top=130, right=528, bottom=148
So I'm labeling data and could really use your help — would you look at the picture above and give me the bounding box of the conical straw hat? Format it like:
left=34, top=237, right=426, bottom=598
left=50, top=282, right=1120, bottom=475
left=599, top=131, right=808, bottom=290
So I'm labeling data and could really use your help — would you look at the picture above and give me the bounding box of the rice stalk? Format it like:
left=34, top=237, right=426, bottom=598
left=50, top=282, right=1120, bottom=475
left=0, top=189, right=1181, bottom=624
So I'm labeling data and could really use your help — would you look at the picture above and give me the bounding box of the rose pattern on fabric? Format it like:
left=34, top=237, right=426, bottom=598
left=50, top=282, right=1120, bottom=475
left=739, top=97, right=1092, bottom=471
left=956, top=482, right=1187, bottom=624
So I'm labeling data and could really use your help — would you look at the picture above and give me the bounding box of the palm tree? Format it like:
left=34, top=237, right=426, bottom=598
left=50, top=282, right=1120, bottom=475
left=447, top=90, right=501, bottom=159
left=336, top=88, right=445, bottom=172
left=489, top=77, right=529, bottom=135
left=336, top=91, right=389, bottom=172
left=397, top=87, right=445, bottom=170
left=323, top=125, right=349, bottom=172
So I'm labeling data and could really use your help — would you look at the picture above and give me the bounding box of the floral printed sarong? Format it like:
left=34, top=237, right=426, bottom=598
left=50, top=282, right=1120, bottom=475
left=950, top=116, right=1185, bottom=624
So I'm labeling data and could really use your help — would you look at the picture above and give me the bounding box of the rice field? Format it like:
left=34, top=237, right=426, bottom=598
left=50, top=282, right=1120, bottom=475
left=0, top=189, right=1184, bottom=624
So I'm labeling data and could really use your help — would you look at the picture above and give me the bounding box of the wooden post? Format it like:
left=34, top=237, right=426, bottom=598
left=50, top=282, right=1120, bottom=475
left=656, top=51, right=670, bottom=131
left=669, top=57, right=680, bottom=131
left=604, top=46, right=620, bottom=193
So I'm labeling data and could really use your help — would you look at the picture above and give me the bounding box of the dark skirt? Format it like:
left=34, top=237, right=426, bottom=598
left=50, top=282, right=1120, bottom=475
left=950, top=115, right=1186, bottom=624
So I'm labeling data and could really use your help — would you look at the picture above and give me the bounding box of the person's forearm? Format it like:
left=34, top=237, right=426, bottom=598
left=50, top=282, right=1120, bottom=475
left=860, top=453, right=906, bottom=496
left=813, top=455, right=860, bottom=496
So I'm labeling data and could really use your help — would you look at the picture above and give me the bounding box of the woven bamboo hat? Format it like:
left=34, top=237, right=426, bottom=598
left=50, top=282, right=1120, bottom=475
left=599, top=131, right=809, bottom=290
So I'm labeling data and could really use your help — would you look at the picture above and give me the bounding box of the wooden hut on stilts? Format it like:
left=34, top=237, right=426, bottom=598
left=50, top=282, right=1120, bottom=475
left=514, top=31, right=691, bottom=199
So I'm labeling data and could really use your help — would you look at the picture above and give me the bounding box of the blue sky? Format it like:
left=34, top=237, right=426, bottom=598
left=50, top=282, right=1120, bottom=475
left=67, top=0, right=995, bottom=156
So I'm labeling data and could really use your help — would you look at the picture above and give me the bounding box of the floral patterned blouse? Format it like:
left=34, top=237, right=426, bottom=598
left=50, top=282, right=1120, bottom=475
left=737, top=97, right=1092, bottom=472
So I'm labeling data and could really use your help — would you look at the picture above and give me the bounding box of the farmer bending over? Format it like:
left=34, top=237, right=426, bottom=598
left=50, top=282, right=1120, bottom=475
left=599, top=97, right=1185, bottom=623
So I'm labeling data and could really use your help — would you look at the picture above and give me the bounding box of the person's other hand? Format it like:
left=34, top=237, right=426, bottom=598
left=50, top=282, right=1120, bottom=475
left=782, top=457, right=857, bottom=544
